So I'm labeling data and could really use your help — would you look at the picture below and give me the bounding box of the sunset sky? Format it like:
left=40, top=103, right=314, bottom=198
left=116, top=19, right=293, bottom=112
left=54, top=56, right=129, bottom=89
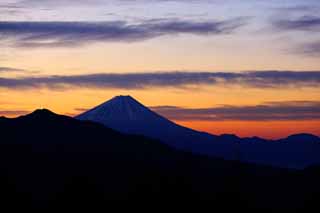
left=0, top=0, right=319, bottom=139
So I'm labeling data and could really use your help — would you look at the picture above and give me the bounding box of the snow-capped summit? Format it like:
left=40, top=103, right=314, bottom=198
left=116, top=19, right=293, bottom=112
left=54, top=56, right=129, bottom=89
left=77, top=95, right=178, bottom=133
left=77, top=95, right=236, bottom=159
left=78, top=95, right=153, bottom=122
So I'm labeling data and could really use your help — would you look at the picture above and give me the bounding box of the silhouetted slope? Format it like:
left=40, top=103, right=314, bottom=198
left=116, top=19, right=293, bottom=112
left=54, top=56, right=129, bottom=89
left=0, top=109, right=320, bottom=211
left=77, top=95, right=320, bottom=169
left=77, top=95, right=236, bottom=160
left=0, top=109, right=242, bottom=210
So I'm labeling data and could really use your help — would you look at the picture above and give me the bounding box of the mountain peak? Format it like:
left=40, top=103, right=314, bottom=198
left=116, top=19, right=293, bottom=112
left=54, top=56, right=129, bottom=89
left=77, top=95, right=155, bottom=124
left=106, top=95, right=142, bottom=106
left=286, top=133, right=319, bottom=141
left=114, top=95, right=134, bottom=99
left=76, top=95, right=179, bottom=134
left=33, top=108, right=54, bottom=114
left=27, top=108, right=58, bottom=118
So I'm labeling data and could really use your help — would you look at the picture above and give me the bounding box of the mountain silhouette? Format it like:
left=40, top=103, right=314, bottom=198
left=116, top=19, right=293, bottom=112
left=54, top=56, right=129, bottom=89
left=1, top=109, right=320, bottom=211
left=77, top=95, right=320, bottom=169
left=77, top=95, right=238, bottom=159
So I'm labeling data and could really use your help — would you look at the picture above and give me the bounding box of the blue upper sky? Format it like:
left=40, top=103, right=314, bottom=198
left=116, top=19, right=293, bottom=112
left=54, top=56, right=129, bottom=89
left=1, top=0, right=319, bottom=58
left=0, top=0, right=320, bottom=138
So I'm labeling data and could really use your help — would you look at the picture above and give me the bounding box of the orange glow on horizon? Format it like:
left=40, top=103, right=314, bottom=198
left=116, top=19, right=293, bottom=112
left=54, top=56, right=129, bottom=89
left=176, top=120, right=320, bottom=140
left=1, top=87, right=320, bottom=139
left=2, top=109, right=319, bottom=139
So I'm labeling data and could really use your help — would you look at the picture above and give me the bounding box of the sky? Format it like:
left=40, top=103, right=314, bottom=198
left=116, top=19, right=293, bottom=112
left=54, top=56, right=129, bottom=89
left=0, top=0, right=320, bottom=139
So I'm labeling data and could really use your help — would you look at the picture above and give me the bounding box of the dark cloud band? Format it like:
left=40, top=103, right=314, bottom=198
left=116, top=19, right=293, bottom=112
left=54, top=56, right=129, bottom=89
left=150, top=101, right=320, bottom=121
left=273, top=16, right=320, bottom=32
left=0, top=71, right=319, bottom=90
left=0, top=19, right=245, bottom=47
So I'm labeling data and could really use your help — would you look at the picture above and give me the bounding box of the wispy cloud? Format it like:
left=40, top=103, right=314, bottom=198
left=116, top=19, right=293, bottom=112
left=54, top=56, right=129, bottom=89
left=294, top=40, right=320, bottom=56
left=0, top=67, right=27, bottom=72
left=0, top=67, right=38, bottom=75
left=271, top=15, right=320, bottom=57
left=0, top=110, right=30, bottom=117
left=16, top=0, right=219, bottom=7
left=150, top=101, right=320, bottom=121
left=0, top=71, right=319, bottom=90
left=273, top=15, right=320, bottom=32
left=0, top=19, right=246, bottom=48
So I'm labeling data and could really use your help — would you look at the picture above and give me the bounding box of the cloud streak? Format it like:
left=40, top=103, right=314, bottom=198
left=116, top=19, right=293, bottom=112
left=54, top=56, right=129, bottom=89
left=272, top=15, right=320, bottom=56
left=0, top=67, right=27, bottom=73
left=0, top=71, right=319, bottom=90
left=273, top=15, right=320, bottom=32
left=0, top=110, right=30, bottom=117
left=295, top=40, right=320, bottom=56
left=15, top=0, right=228, bottom=7
left=0, top=19, right=245, bottom=47
left=150, top=101, right=320, bottom=121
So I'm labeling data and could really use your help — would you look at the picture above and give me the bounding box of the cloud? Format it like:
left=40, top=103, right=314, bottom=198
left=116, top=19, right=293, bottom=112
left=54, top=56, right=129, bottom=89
left=16, top=0, right=220, bottom=7
left=295, top=40, right=320, bottom=56
left=0, top=67, right=38, bottom=75
left=0, top=67, right=27, bottom=72
left=150, top=101, right=320, bottom=121
left=74, top=108, right=90, bottom=112
left=273, top=16, right=320, bottom=32
left=17, top=0, right=105, bottom=7
left=0, top=4, right=23, bottom=16
left=0, top=19, right=245, bottom=48
left=0, top=110, right=30, bottom=117
left=272, top=16, right=320, bottom=57
left=0, top=71, right=319, bottom=90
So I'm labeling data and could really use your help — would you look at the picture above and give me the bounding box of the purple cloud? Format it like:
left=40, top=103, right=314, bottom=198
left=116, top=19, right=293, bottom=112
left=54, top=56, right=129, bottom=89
left=150, top=101, right=320, bottom=121
left=0, top=71, right=319, bottom=90
left=0, top=19, right=246, bottom=48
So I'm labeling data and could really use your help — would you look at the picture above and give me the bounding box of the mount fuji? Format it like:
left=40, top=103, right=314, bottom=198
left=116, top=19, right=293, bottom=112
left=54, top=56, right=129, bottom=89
left=77, top=95, right=237, bottom=160
left=77, top=95, right=320, bottom=169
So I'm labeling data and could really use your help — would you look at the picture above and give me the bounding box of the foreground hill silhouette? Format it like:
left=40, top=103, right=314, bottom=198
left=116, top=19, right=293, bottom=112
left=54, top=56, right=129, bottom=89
left=77, top=95, right=320, bottom=169
left=1, top=109, right=320, bottom=211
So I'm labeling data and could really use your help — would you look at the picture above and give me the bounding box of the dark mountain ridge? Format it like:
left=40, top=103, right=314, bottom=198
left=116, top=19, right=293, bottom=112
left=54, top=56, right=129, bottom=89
left=1, top=109, right=320, bottom=211
left=77, top=95, right=320, bottom=169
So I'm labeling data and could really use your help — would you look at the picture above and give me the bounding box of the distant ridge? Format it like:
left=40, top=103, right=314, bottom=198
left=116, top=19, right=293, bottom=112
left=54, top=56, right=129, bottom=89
left=3, top=108, right=320, bottom=211
left=25, top=108, right=58, bottom=118
left=77, top=95, right=320, bottom=169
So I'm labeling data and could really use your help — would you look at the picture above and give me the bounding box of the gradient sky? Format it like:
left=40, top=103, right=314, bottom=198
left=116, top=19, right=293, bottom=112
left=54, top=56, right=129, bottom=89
left=0, top=0, right=320, bottom=139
